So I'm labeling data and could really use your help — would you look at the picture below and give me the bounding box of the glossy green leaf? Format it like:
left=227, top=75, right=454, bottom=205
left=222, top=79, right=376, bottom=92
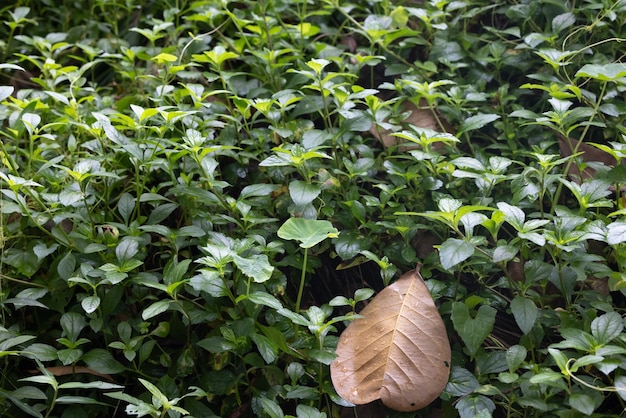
left=576, top=63, right=626, bottom=81
left=456, top=394, right=495, bottom=418
left=439, top=238, right=474, bottom=270
left=591, top=311, right=624, bottom=345
left=60, top=312, right=86, bottom=343
left=289, top=180, right=321, bottom=205
left=510, top=296, right=537, bottom=334
left=81, top=295, right=101, bottom=314
left=505, top=345, right=527, bottom=372
left=0, top=86, right=14, bottom=102
left=142, top=300, right=173, bottom=320
left=277, top=218, right=339, bottom=248
left=232, top=254, right=274, bottom=283
left=458, top=113, right=500, bottom=134
left=451, top=302, right=496, bottom=356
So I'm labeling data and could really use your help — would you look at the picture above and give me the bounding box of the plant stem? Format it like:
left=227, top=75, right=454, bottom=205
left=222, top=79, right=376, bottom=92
left=295, top=247, right=308, bottom=313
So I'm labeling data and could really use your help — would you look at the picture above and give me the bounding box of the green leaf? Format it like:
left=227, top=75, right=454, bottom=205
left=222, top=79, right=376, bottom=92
left=390, top=6, right=409, bottom=27
left=118, top=193, right=135, bottom=224
left=0, top=86, right=14, bottom=102
left=81, top=295, right=101, bottom=314
left=354, top=288, right=375, bottom=302
left=615, top=375, right=626, bottom=401
left=571, top=355, right=604, bottom=372
left=0, top=388, right=45, bottom=418
left=239, top=184, right=280, bottom=199
left=439, top=238, right=474, bottom=270
left=289, top=180, right=321, bottom=206
left=55, top=396, right=109, bottom=405
left=58, top=381, right=124, bottom=390
left=446, top=367, right=480, bottom=397
left=232, top=254, right=274, bottom=283
left=250, top=333, right=278, bottom=364
left=296, top=404, right=326, bottom=418
left=60, top=312, right=86, bottom=343
left=328, top=296, right=350, bottom=306
left=0, top=63, right=25, bottom=71
left=607, top=221, right=626, bottom=245
left=591, top=311, right=624, bottom=345
left=142, top=300, right=173, bottom=320
left=455, top=394, right=495, bottom=418
left=552, top=12, right=575, bottom=33
left=139, top=378, right=170, bottom=407
left=257, top=397, right=284, bottom=418
left=568, top=393, right=595, bottom=415
left=334, top=231, right=371, bottom=260
left=553, top=328, right=596, bottom=351
left=151, top=52, right=178, bottom=63
left=57, top=251, right=76, bottom=279
left=492, top=245, right=518, bottom=263
left=458, top=113, right=500, bottom=135
left=0, top=335, right=35, bottom=351
left=23, top=343, right=58, bottom=361
left=116, top=238, right=139, bottom=263
left=189, top=270, right=230, bottom=298
left=83, top=348, right=125, bottom=374
left=277, top=218, right=339, bottom=249
left=505, top=345, right=527, bottom=372
left=286, top=385, right=319, bottom=399
left=305, top=58, right=330, bottom=75
left=19, top=375, right=57, bottom=387
left=548, top=348, right=569, bottom=374
left=105, top=391, right=154, bottom=409
left=529, top=370, right=566, bottom=385
left=451, top=302, right=496, bottom=356
left=247, top=292, right=283, bottom=310
left=57, top=348, right=83, bottom=365
left=576, top=63, right=626, bottom=81
left=295, top=22, right=320, bottom=37
left=496, top=202, right=525, bottom=230
left=276, top=308, right=310, bottom=326
left=510, top=296, right=537, bottom=334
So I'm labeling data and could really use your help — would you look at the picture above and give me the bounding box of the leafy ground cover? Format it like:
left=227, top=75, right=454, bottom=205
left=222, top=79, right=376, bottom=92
left=2, top=0, right=626, bottom=417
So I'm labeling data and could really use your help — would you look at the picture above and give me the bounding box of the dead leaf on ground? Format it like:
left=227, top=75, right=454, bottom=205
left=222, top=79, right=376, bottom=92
left=370, top=98, right=454, bottom=150
left=29, top=366, right=114, bottom=382
left=558, top=135, right=620, bottom=186
left=331, top=269, right=451, bottom=412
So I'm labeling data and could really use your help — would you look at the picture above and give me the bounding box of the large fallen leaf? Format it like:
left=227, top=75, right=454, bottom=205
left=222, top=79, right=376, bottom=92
left=331, top=269, right=451, bottom=412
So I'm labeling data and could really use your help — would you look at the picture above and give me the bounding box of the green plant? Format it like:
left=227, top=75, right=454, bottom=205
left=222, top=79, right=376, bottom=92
left=4, top=0, right=626, bottom=417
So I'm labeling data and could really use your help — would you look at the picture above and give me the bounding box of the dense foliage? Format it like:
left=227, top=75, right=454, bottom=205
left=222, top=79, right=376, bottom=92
left=3, top=0, right=626, bottom=417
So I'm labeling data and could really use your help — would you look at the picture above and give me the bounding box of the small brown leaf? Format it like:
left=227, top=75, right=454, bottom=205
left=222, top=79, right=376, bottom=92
left=29, top=366, right=114, bottom=382
left=331, top=269, right=451, bottom=412
left=371, top=99, right=453, bottom=150
left=558, top=135, right=618, bottom=183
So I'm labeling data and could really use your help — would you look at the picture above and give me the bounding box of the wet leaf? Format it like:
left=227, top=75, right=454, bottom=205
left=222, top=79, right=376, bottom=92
left=331, top=269, right=451, bottom=411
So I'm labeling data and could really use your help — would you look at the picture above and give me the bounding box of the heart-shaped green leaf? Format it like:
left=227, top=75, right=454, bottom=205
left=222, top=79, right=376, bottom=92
left=277, top=218, right=338, bottom=248
left=451, top=302, right=496, bottom=356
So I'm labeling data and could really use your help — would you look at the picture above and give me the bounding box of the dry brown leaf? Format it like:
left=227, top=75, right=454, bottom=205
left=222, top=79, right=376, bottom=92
left=558, top=135, right=618, bottom=184
left=370, top=99, right=453, bottom=150
left=331, top=269, right=451, bottom=412
left=29, top=366, right=114, bottom=382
